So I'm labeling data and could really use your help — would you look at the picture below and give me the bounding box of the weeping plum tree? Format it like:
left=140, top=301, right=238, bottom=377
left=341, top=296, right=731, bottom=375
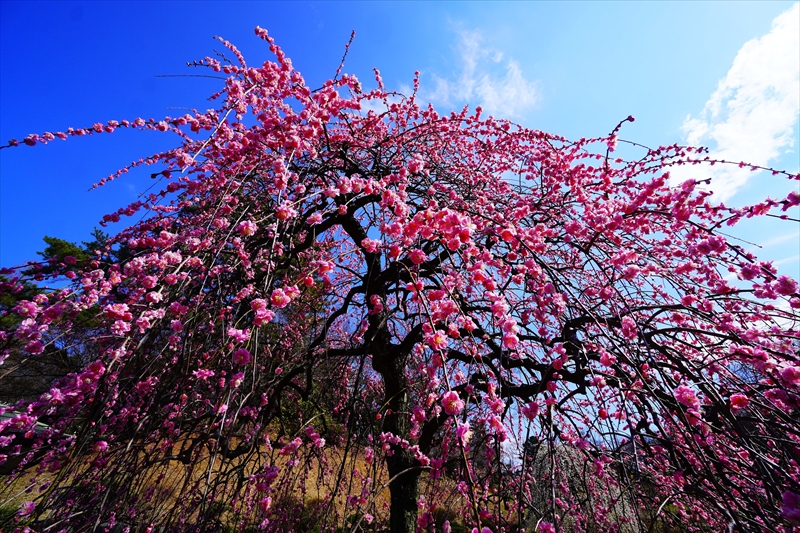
left=1, top=28, right=800, bottom=533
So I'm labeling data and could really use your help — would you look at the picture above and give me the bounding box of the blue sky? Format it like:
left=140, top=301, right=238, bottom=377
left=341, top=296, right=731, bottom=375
left=1, top=1, right=798, bottom=277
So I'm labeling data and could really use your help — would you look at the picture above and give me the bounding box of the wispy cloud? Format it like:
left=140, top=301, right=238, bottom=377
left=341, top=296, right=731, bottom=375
left=756, top=230, right=800, bottom=249
left=416, top=29, right=539, bottom=119
left=774, top=254, right=800, bottom=267
left=671, top=3, right=799, bottom=202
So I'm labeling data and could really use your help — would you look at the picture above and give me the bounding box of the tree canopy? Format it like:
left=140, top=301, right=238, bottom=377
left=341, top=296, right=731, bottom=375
left=1, top=29, right=799, bottom=533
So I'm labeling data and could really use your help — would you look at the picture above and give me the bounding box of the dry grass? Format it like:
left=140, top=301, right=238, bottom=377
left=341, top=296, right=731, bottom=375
left=0, top=431, right=476, bottom=532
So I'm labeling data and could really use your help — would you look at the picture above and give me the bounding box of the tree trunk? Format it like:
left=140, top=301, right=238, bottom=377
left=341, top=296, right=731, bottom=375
left=379, top=354, right=420, bottom=533
left=387, top=448, right=421, bottom=533
left=360, top=229, right=422, bottom=533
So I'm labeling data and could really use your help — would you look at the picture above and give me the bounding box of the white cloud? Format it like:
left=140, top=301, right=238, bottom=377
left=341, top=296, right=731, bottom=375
left=671, top=3, right=799, bottom=202
left=358, top=93, right=403, bottom=115
left=416, top=29, right=539, bottom=119
left=775, top=254, right=800, bottom=267
left=757, top=230, right=800, bottom=249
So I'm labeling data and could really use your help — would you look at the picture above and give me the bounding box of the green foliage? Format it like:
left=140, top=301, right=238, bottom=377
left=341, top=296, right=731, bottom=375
left=38, top=235, right=92, bottom=263
left=0, top=275, right=42, bottom=330
left=0, top=231, right=120, bottom=404
left=0, top=503, right=18, bottom=529
left=334, top=512, right=366, bottom=533
left=20, top=228, right=127, bottom=279
left=432, top=507, right=468, bottom=533
left=297, top=497, right=327, bottom=533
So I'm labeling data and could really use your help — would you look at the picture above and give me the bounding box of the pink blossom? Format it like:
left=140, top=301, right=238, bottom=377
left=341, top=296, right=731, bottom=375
left=521, top=401, right=539, bottom=420
left=364, top=447, right=375, bottom=463
left=146, top=291, right=163, bottom=303
left=271, top=288, right=292, bottom=308
left=250, top=291, right=276, bottom=326
left=5, top=414, right=36, bottom=432
left=253, top=308, right=275, bottom=326
left=674, top=385, right=700, bottom=410
left=307, top=211, right=323, bottom=225
left=237, top=220, right=258, bottom=236
left=599, top=350, right=616, bottom=367
left=110, top=320, right=131, bottom=335
left=233, top=348, right=252, bottom=365
left=502, top=333, right=519, bottom=349
left=694, top=241, right=712, bottom=256
left=258, top=496, right=272, bottom=512
left=276, top=202, right=297, bottom=221
left=409, top=249, right=427, bottom=265
left=408, top=158, right=425, bottom=174
left=729, top=393, right=749, bottom=413
left=93, top=441, right=108, bottom=453
left=135, top=378, right=156, bottom=395
left=780, top=365, right=800, bottom=386
left=279, top=437, right=303, bottom=455
left=442, top=391, right=464, bottom=415
left=415, top=514, right=431, bottom=529
left=490, top=300, right=508, bottom=317
left=193, top=369, right=215, bottom=381
left=227, top=327, right=250, bottom=343
left=18, top=501, right=35, bottom=517
left=24, top=340, right=44, bottom=354
left=620, top=316, right=637, bottom=339
left=104, top=303, right=132, bottom=321
left=230, top=372, right=245, bottom=387
left=488, top=415, right=507, bottom=441
left=739, top=264, right=759, bottom=280
left=314, top=260, right=334, bottom=275
left=427, top=330, right=448, bottom=350
left=168, top=302, right=188, bottom=315
left=86, top=360, right=105, bottom=377
left=369, top=294, right=384, bottom=315
left=775, top=275, right=798, bottom=296
left=361, top=238, right=381, bottom=253
left=135, top=317, right=151, bottom=333
left=783, top=491, right=800, bottom=525
left=447, top=323, right=460, bottom=338
left=13, top=300, right=40, bottom=317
